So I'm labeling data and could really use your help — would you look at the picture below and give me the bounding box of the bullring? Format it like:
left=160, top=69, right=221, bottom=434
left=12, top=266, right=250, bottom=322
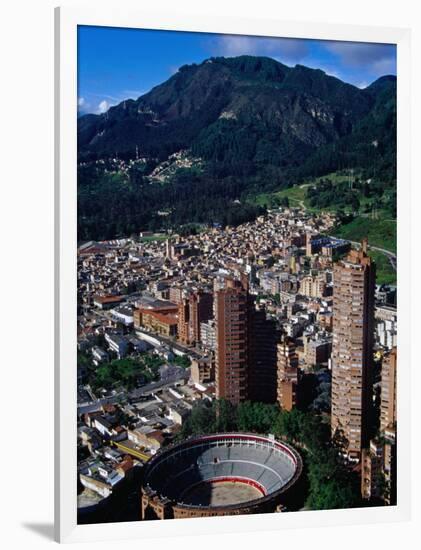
left=141, top=432, right=302, bottom=519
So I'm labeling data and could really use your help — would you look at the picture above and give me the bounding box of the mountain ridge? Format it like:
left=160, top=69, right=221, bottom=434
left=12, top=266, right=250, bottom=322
left=78, top=56, right=396, bottom=164
left=77, top=55, right=396, bottom=241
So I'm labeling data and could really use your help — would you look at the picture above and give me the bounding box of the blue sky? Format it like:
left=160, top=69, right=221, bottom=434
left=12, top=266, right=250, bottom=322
left=78, top=25, right=396, bottom=115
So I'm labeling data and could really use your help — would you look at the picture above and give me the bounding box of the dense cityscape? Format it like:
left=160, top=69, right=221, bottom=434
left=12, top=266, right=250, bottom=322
left=77, top=204, right=397, bottom=522
left=76, top=29, right=397, bottom=523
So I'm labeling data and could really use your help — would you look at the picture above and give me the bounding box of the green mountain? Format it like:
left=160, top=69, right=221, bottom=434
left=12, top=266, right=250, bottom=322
left=77, top=56, right=396, bottom=241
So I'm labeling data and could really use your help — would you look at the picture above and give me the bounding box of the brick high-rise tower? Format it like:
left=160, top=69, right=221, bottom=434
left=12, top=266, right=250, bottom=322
left=215, top=276, right=280, bottom=405
left=215, top=277, right=249, bottom=404
left=361, top=348, right=397, bottom=503
left=178, top=297, right=190, bottom=345
left=331, top=239, right=376, bottom=461
left=178, top=290, right=213, bottom=346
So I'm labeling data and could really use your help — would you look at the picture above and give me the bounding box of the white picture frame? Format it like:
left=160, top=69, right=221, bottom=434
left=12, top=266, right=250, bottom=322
left=55, top=6, right=411, bottom=543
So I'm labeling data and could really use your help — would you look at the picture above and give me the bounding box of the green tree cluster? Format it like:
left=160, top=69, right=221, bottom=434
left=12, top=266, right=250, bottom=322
left=173, top=355, right=192, bottom=369
left=88, top=355, right=162, bottom=392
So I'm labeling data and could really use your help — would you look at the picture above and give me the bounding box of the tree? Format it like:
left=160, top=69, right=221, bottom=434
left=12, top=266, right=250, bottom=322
left=213, top=399, right=237, bottom=432
left=236, top=401, right=279, bottom=433
left=178, top=401, right=215, bottom=440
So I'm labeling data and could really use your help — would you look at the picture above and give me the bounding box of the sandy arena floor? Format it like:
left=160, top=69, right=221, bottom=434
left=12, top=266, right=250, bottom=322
left=182, top=481, right=262, bottom=507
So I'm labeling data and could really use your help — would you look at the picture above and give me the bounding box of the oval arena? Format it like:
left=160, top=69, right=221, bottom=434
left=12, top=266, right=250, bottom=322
left=141, top=433, right=302, bottom=519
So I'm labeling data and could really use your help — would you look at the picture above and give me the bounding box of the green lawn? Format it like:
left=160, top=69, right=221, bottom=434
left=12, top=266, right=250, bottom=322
left=277, top=186, right=308, bottom=205
left=333, top=216, right=396, bottom=254
left=139, top=233, right=168, bottom=243
left=368, top=250, right=396, bottom=286
left=253, top=185, right=308, bottom=208
left=253, top=172, right=361, bottom=213
left=313, top=170, right=361, bottom=186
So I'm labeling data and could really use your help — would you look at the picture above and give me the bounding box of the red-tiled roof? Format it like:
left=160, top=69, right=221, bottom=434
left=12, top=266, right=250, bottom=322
left=93, top=295, right=124, bottom=304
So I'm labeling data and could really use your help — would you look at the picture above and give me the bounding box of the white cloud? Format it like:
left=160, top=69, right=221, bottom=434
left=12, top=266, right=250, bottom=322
left=323, top=41, right=396, bottom=72
left=77, top=87, right=158, bottom=116
left=97, top=100, right=110, bottom=114
left=216, top=36, right=261, bottom=56
left=323, top=69, right=341, bottom=79
left=77, top=96, right=93, bottom=115
left=372, top=57, right=396, bottom=75
left=122, top=89, right=145, bottom=99
left=90, top=93, right=120, bottom=102
left=208, top=35, right=309, bottom=64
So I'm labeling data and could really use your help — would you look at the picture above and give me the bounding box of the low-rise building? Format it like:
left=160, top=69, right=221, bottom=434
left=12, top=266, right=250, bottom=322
left=190, top=355, right=215, bottom=384
left=303, top=336, right=332, bottom=367
left=93, top=295, right=125, bottom=310
left=137, top=308, right=178, bottom=337
left=111, top=305, right=134, bottom=326
left=105, top=333, right=128, bottom=359
left=92, top=346, right=109, bottom=366
left=128, top=425, right=165, bottom=453
left=299, top=275, right=327, bottom=298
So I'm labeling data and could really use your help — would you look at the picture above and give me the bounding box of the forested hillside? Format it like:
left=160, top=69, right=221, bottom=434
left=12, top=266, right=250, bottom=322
left=77, top=56, right=396, bottom=241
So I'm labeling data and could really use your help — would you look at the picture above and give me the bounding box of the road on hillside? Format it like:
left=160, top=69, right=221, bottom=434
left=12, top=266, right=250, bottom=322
left=346, top=240, right=397, bottom=271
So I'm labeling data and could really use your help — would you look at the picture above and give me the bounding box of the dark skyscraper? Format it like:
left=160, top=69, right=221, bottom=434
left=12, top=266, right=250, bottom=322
left=248, top=309, right=280, bottom=404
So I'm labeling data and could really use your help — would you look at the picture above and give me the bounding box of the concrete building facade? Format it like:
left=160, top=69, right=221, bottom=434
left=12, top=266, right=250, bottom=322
left=380, top=347, right=397, bottom=434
